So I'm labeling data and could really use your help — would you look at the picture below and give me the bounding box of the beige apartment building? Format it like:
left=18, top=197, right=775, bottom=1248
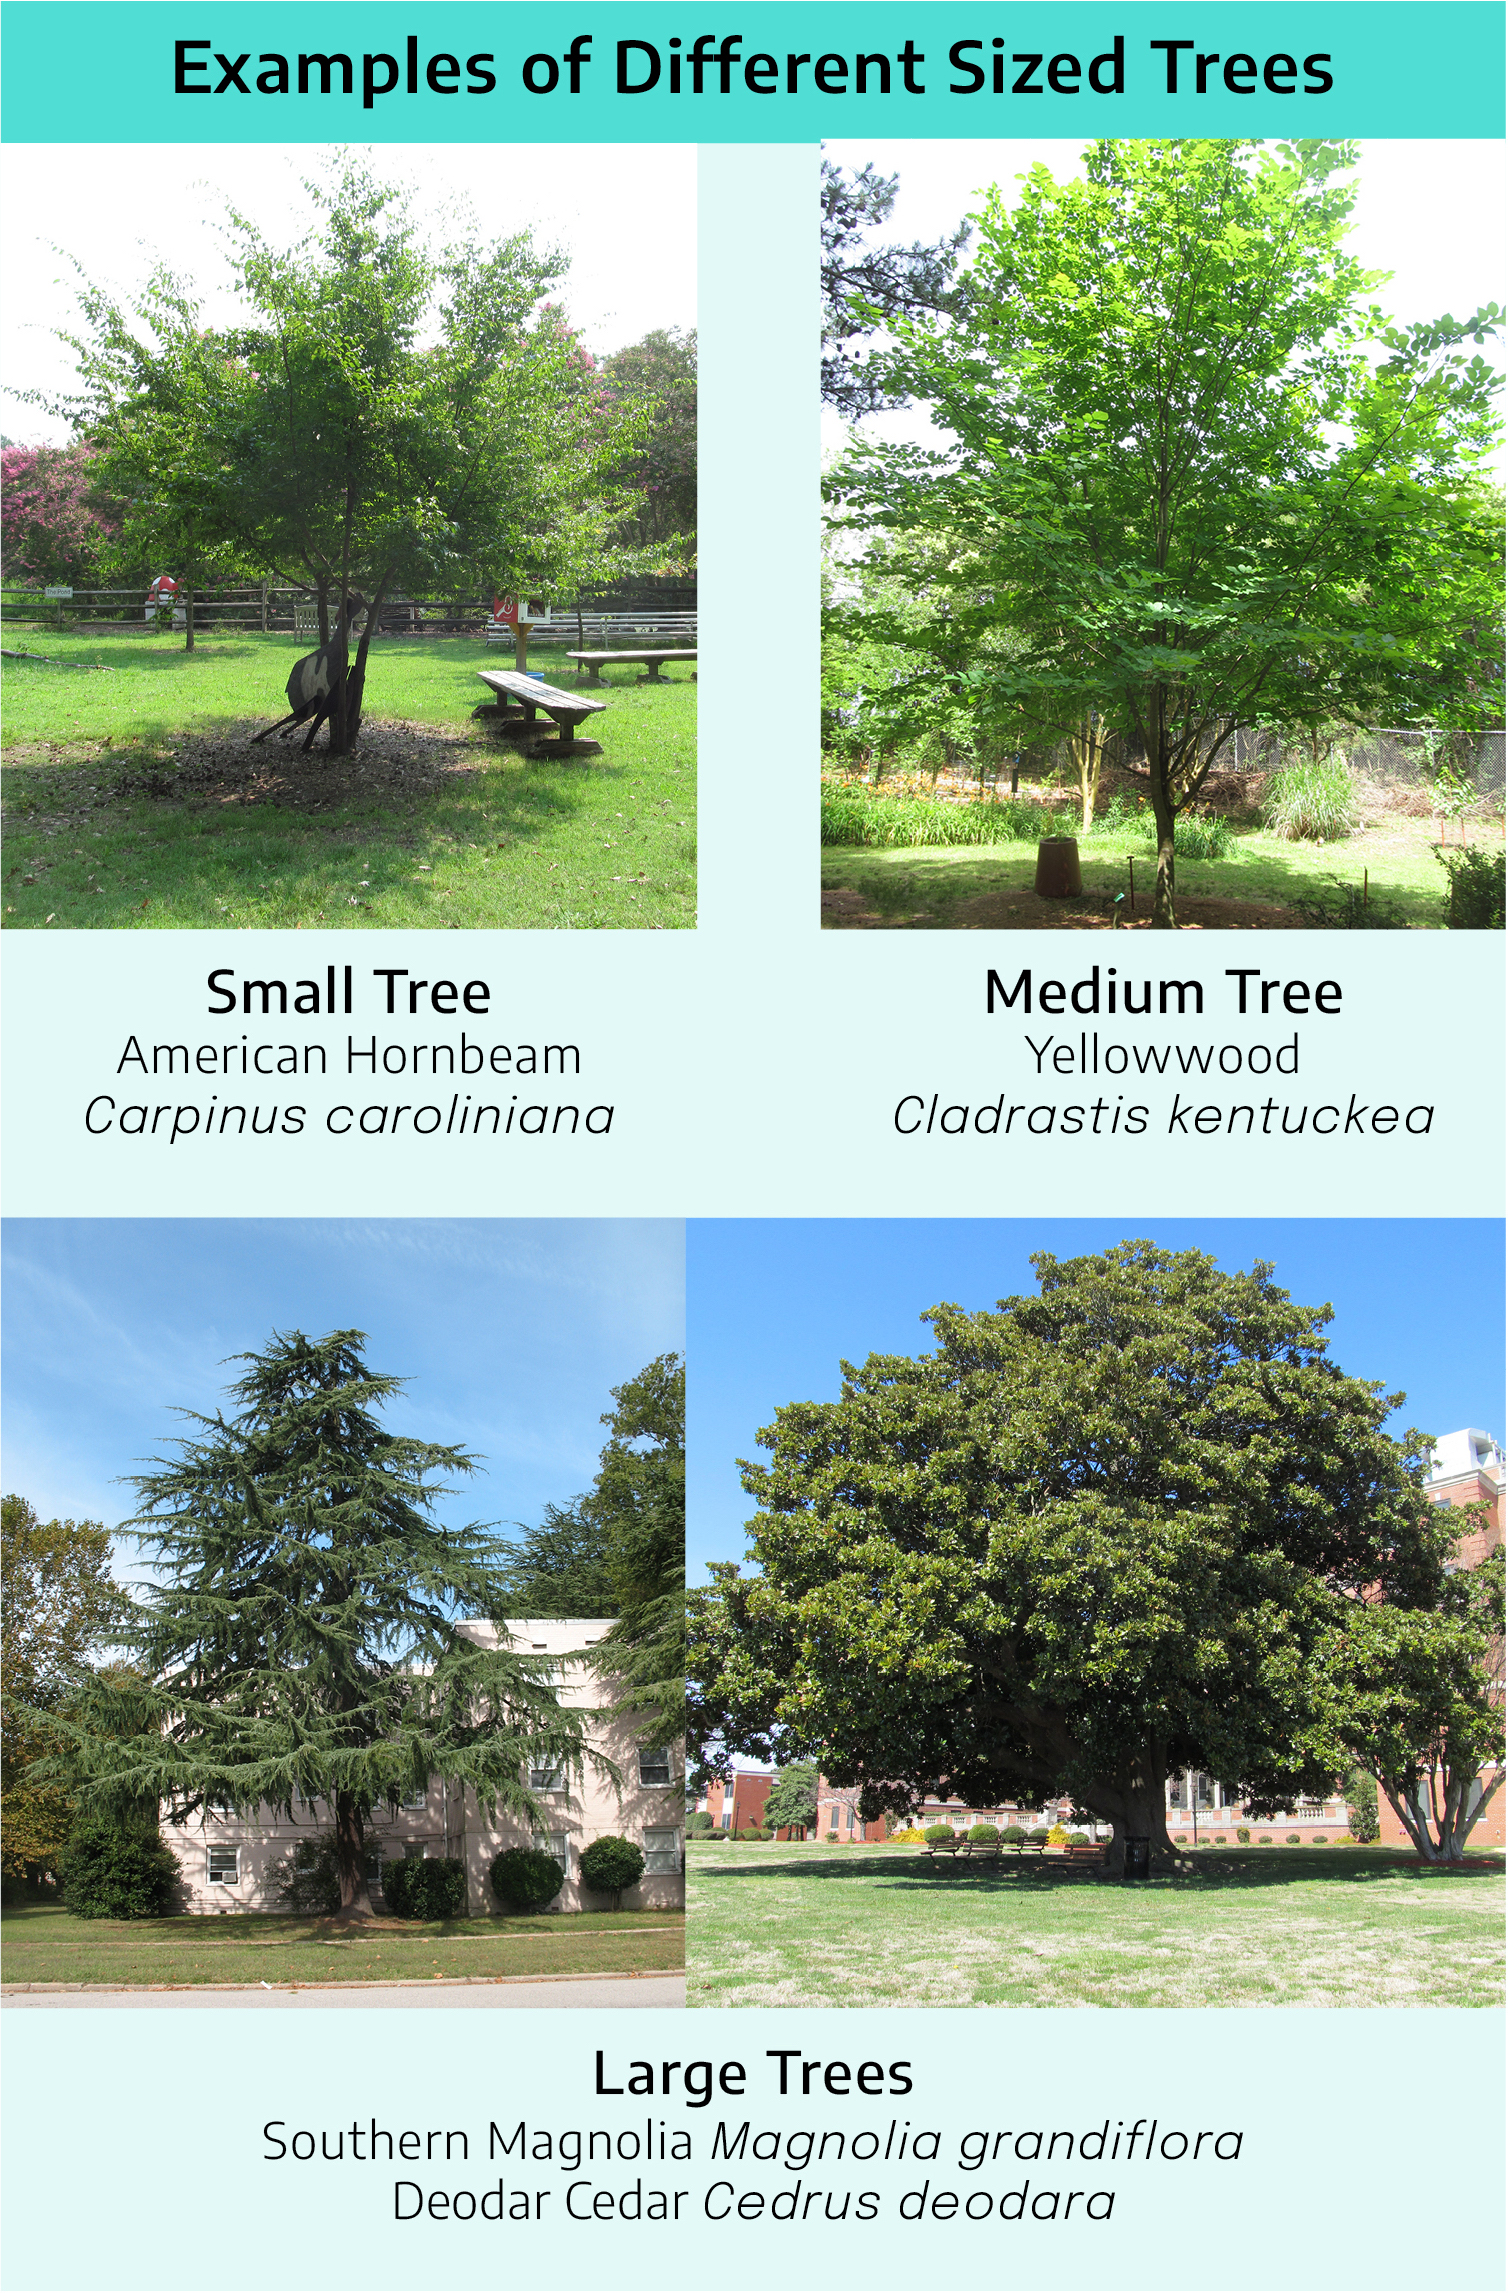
left=163, top=1618, right=685, bottom=1915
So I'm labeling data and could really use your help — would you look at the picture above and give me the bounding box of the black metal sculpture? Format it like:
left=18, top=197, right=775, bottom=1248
left=254, top=593, right=368, bottom=751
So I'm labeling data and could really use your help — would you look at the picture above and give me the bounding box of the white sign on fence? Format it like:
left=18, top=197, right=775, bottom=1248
left=43, top=586, right=74, bottom=600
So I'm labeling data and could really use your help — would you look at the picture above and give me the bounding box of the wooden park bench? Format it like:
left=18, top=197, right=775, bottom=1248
left=1062, top=1842, right=1108, bottom=1866
left=962, top=1837, right=1002, bottom=1864
left=1020, top=1838, right=1047, bottom=1858
left=566, top=649, right=697, bottom=687
left=473, top=669, right=607, bottom=756
left=922, top=1836, right=965, bottom=1860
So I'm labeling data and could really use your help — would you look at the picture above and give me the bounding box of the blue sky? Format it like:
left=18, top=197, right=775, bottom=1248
left=2, top=1220, right=683, bottom=1562
left=687, top=1220, right=1505, bottom=1581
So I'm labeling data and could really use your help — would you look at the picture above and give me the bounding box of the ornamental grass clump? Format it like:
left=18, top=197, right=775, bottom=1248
left=1262, top=757, right=1362, bottom=841
left=821, top=784, right=1072, bottom=848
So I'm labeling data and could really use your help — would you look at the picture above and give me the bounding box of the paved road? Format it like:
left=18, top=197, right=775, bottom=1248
left=3, top=1973, right=686, bottom=2010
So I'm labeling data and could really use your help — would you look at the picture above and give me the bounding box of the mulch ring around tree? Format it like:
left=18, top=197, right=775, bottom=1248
left=107, top=717, right=495, bottom=812
left=822, top=883, right=1311, bottom=930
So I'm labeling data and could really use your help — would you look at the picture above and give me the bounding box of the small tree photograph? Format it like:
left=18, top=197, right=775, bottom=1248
left=0, top=146, right=696, bottom=930
left=0, top=1217, right=686, bottom=1996
left=820, top=138, right=1505, bottom=932
left=686, top=1218, right=1504, bottom=2009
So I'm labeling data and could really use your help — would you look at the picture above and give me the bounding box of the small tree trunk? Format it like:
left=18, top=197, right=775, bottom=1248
left=333, top=1789, right=374, bottom=1919
left=182, top=580, right=195, bottom=654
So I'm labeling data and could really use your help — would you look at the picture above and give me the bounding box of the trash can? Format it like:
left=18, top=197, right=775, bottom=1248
left=1035, top=837, right=1082, bottom=898
left=1124, top=1836, right=1151, bottom=1881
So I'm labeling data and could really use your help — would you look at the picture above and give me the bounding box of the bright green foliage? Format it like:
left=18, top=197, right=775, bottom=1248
left=968, top=1822, right=1000, bottom=1842
left=382, top=1856, right=467, bottom=1920
left=43, top=1330, right=591, bottom=1918
left=59, top=1814, right=180, bottom=1920
left=490, top=1845, right=567, bottom=1910
left=691, top=1241, right=1450, bottom=1871
left=1, top=1495, right=132, bottom=1886
left=579, top=1833, right=647, bottom=1906
left=274, top=1833, right=345, bottom=1915
left=763, top=1762, right=820, bottom=1833
left=1322, top=1543, right=1504, bottom=1863
left=45, top=159, right=658, bottom=749
left=923, top=1824, right=955, bottom=1844
left=599, top=329, right=698, bottom=552
left=585, top=1354, right=685, bottom=1752
left=829, top=139, right=1505, bottom=925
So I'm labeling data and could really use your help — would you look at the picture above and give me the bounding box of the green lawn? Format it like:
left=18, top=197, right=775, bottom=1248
left=1, top=631, right=695, bottom=930
left=1, top=1901, right=685, bottom=1988
left=821, top=820, right=1498, bottom=931
left=686, top=1842, right=1505, bottom=2009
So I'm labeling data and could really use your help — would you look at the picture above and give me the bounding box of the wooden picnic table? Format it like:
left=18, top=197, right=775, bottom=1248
left=566, top=648, right=697, bottom=687
left=473, top=669, right=607, bottom=755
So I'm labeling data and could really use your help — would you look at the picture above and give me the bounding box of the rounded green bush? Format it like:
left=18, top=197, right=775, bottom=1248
left=825, top=1829, right=838, bottom=1842
left=60, top=1819, right=180, bottom=1921
left=1258, top=1834, right=1272, bottom=1845
left=1173, top=1833, right=1189, bottom=1844
left=1286, top=1833, right=1302, bottom=1845
left=1001, top=1825, right=1027, bottom=1845
left=968, top=1823, right=1000, bottom=1843
left=579, top=1834, right=646, bottom=1904
left=1213, top=1834, right=1227, bottom=1845
left=383, top=1856, right=467, bottom=1920
left=1066, top=1830, right=1091, bottom=1845
left=1027, top=1827, right=1050, bottom=1845
left=490, top=1847, right=565, bottom=1912
left=1236, top=1826, right=1251, bottom=1845
left=1312, top=1834, right=1327, bottom=1845
left=923, top=1824, right=955, bottom=1844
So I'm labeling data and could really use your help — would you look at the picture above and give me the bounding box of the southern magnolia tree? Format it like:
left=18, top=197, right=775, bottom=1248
left=47, top=161, right=658, bottom=744
left=763, top=1762, right=820, bottom=1834
left=47, top=1330, right=592, bottom=1918
left=689, top=1242, right=1456, bottom=1872
left=828, top=138, right=1505, bottom=924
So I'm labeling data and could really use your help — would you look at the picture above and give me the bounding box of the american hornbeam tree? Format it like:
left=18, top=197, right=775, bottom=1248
left=40, top=1330, right=593, bottom=1920
left=828, top=138, right=1505, bottom=924
left=688, top=1242, right=1455, bottom=1874
left=42, top=159, right=660, bottom=752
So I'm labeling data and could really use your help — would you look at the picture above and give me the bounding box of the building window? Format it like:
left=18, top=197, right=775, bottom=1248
left=401, top=1786, right=428, bottom=1810
left=643, top=1827, right=681, bottom=1875
left=530, top=1761, right=567, bottom=1792
left=638, top=1748, right=673, bottom=1787
left=207, top=1846, right=240, bottom=1886
left=533, top=1830, right=569, bottom=1875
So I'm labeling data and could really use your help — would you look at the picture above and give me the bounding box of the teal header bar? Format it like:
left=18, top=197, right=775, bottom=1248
left=1, top=2, right=1504, bottom=140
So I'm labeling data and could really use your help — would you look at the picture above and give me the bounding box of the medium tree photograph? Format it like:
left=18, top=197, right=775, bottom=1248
left=685, top=1217, right=1504, bottom=2008
left=0, top=1216, right=686, bottom=2000
left=0, top=146, right=696, bottom=930
left=820, top=138, right=1506, bottom=932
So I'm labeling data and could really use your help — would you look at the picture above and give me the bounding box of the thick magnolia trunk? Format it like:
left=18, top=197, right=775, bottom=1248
left=333, top=1789, right=375, bottom=1919
left=1079, top=1749, right=1183, bottom=1873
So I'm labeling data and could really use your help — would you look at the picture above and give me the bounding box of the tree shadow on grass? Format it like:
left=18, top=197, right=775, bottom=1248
left=702, top=1848, right=1502, bottom=1898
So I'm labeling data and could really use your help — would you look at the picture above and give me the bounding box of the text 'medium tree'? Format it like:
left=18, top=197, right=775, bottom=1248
left=690, top=1242, right=1469, bottom=1872
left=55, top=1329, right=589, bottom=1918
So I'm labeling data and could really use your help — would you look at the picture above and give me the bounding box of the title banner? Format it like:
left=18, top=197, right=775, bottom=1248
left=1, top=2, right=1504, bottom=139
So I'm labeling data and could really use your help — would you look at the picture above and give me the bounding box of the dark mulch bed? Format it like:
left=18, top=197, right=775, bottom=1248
left=110, top=716, right=486, bottom=811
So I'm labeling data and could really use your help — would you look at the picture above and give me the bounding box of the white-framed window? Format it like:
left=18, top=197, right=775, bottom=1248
left=638, top=1748, right=673, bottom=1788
left=643, top=1827, right=681, bottom=1875
left=532, top=1830, right=569, bottom=1875
left=529, top=1761, right=566, bottom=1792
left=207, top=1846, right=240, bottom=1886
left=401, top=1786, right=428, bottom=1810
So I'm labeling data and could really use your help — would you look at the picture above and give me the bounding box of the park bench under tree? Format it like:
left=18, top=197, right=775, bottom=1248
left=566, top=649, right=697, bottom=687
